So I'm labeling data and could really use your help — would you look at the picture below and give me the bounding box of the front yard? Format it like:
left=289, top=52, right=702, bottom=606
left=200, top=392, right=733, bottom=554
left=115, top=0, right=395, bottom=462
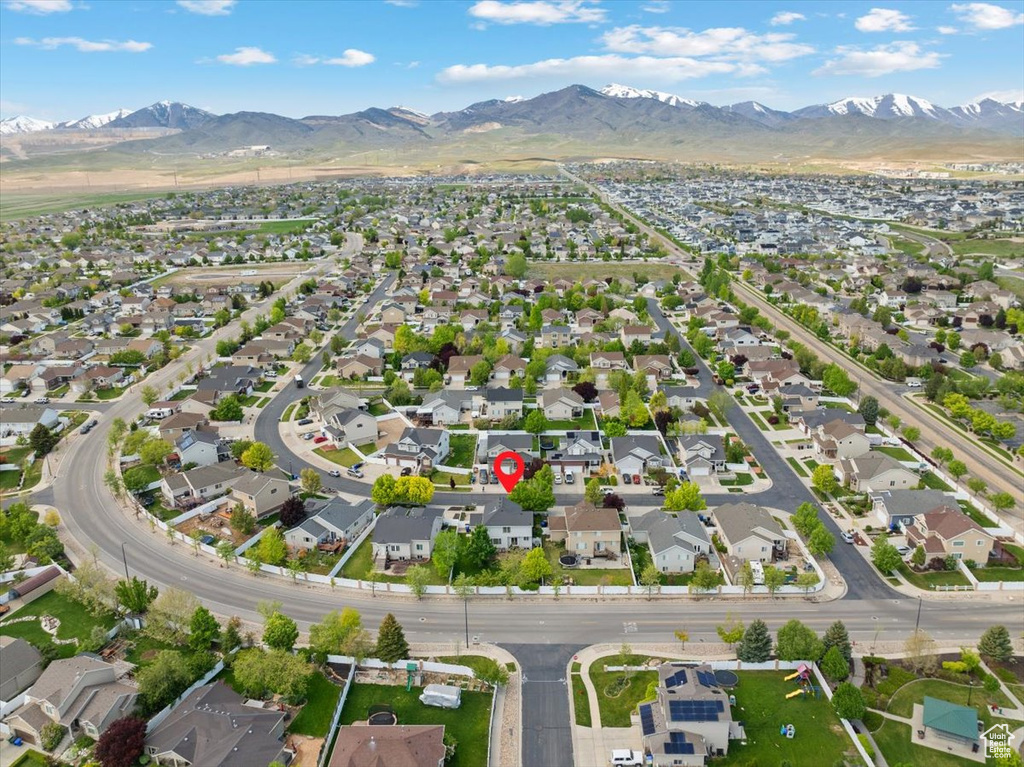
left=721, top=671, right=857, bottom=766
left=315, top=446, right=362, bottom=467
left=339, top=682, right=492, bottom=767
left=588, top=664, right=658, bottom=727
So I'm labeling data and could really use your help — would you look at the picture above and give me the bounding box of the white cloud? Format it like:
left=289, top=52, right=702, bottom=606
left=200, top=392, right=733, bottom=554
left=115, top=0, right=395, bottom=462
left=937, top=25, right=959, bottom=33
left=855, top=8, right=916, bottom=32
left=468, top=0, right=605, bottom=26
left=642, top=0, right=671, bottom=13
left=177, top=0, right=235, bottom=14
left=950, top=2, right=1024, bottom=29
left=14, top=36, right=151, bottom=52
left=293, top=54, right=320, bottom=66
left=438, top=54, right=748, bottom=84
left=3, top=0, right=72, bottom=13
left=216, top=46, right=276, bottom=65
left=384, top=0, right=418, bottom=5
left=770, top=11, right=805, bottom=26
left=324, top=49, right=375, bottom=67
left=601, top=25, right=814, bottom=62
left=814, top=41, right=943, bottom=76
left=972, top=89, right=1024, bottom=103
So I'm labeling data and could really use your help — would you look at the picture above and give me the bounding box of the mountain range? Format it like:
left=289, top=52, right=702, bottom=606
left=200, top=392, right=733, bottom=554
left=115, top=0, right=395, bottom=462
left=2, top=84, right=1021, bottom=160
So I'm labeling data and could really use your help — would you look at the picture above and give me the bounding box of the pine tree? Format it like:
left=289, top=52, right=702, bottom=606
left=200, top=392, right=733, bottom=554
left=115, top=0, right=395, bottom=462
left=822, top=620, right=853, bottom=663
left=978, top=625, right=1013, bottom=662
left=821, top=645, right=850, bottom=682
left=375, top=613, right=409, bottom=663
left=737, top=619, right=772, bottom=663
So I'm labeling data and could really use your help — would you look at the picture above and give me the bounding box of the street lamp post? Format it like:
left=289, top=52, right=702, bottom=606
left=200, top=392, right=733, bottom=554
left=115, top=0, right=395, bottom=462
left=120, top=542, right=130, bottom=582
left=464, top=596, right=470, bottom=649
left=967, top=680, right=974, bottom=706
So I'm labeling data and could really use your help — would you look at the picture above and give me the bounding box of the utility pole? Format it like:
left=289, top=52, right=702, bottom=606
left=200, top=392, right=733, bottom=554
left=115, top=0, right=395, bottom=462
left=120, top=542, right=130, bottom=581
left=914, top=595, right=923, bottom=635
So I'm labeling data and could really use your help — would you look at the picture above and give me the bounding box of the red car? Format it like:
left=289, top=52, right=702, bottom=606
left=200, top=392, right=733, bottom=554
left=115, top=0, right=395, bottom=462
left=313, top=436, right=328, bottom=444
left=633, top=474, right=642, bottom=485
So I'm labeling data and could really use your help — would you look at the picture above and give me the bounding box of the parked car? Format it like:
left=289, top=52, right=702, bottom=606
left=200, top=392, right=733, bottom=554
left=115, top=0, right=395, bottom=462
left=479, top=468, right=489, bottom=484
left=554, top=473, right=562, bottom=485
left=601, top=486, right=614, bottom=496
left=199, top=534, right=216, bottom=546
left=564, top=471, right=575, bottom=484
left=297, top=418, right=313, bottom=426
left=400, top=467, right=412, bottom=477
left=328, top=469, right=341, bottom=478
left=623, top=473, right=633, bottom=485
left=632, top=474, right=642, bottom=485
left=841, top=531, right=855, bottom=544
left=34, top=397, right=49, bottom=404
left=346, top=467, right=364, bottom=478
left=313, top=436, right=328, bottom=444
left=0, top=397, right=15, bottom=404
left=490, top=473, right=499, bottom=485
left=651, top=486, right=665, bottom=496
left=79, top=421, right=94, bottom=435
left=896, top=545, right=913, bottom=556
left=302, top=433, right=315, bottom=441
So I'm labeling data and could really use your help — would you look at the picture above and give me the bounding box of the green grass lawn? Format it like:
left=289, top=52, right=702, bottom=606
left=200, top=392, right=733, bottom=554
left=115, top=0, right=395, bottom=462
left=0, top=469, right=22, bottom=490
left=258, top=219, right=315, bottom=235
left=20, top=460, right=43, bottom=492
left=281, top=403, right=297, bottom=422
left=169, top=389, right=192, bottom=401
left=337, top=538, right=447, bottom=584
left=446, top=435, right=478, bottom=469
left=721, top=671, right=857, bottom=766
left=719, top=473, right=754, bottom=487
left=949, top=238, right=1023, bottom=258
left=970, top=565, right=1024, bottom=582
left=960, top=502, right=998, bottom=529
left=339, top=683, right=492, bottom=767
left=886, top=678, right=1011, bottom=723
left=255, top=380, right=275, bottom=393
left=94, top=385, right=128, bottom=400
left=896, top=562, right=970, bottom=589
left=2, top=446, right=33, bottom=465
left=745, top=411, right=770, bottom=430
left=8, top=750, right=50, bottom=767
left=315, top=446, right=362, bottom=467
left=786, top=457, right=809, bottom=478
left=875, top=445, right=916, bottom=461
left=288, top=672, right=341, bottom=737
left=367, top=401, right=390, bottom=417
left=0, top=590, right=116, bottom=658
left=920, top=472, right=953, bottom=491
left=588, top=667, right=658, bottom=727
left=545, top=411, right=598, bottom=431
left=571, top=673, right=592, bottom=727
left=123, top=464, right=161, bottom=487
left=123, top=634, right=177, bottom=667
left=872, top=719, right=982, bottom=767
left=543, top=542, right=632, bottom=586
left=431, top=469, right=472, bottom=487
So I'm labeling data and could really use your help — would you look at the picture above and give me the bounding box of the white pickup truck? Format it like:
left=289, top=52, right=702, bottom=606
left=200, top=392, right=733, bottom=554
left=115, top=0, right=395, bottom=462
left=611, top=749, right=644, bottom=766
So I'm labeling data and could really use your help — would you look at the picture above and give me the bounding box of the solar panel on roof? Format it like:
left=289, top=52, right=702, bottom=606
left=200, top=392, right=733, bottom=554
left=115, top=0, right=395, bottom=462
left=668, top=700, right=722, bottom=722
left=665, top=669, right=688, bottom=688
left=664, top=732, right=696, bottom=755
left=639, top=704, right=656, bottom=736
left=696, top=670, right=717, bottom=688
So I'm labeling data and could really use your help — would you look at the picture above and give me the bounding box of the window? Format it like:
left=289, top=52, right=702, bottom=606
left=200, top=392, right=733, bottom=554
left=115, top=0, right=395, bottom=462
left=953, top=540, right=965, bottom=547
left=416, top=544, right=423, bottom=551
left=502, top=527, right=511, bottom=533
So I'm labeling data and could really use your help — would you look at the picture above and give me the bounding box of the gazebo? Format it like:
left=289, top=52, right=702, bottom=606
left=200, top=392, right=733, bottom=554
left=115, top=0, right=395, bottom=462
left=911, top=696, right=984, bottom=763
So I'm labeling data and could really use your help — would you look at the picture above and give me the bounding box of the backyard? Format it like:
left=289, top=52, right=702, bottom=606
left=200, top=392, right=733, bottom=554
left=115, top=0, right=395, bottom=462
left=287, top=672, right=342, bottom=737
left=339, top=682, right=492, bottom=767
left=720, top=671, right=857, bottom=766
left=588, top=663, right=658, bottom=727
left=543, top=542, right=633, bottom=586
left=337, top=537, right=448, bottom=585
left=0, top=590, right=117, bottom=658
left=446, top=435, right=479, bottom=469
left=896, top=562, right=971, bottom=589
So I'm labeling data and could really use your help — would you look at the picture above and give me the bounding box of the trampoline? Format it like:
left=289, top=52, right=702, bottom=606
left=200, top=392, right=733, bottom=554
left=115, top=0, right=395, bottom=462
left=367, top=704, right=397, bottom=725
left=714, top=670, right=739, bottom=688
left=559, top=555, right=579, bottom=567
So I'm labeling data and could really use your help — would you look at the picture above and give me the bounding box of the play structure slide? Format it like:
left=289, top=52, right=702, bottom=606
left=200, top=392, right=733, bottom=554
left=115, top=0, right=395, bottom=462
left=785, top=689, right=806, bottom=699
left=783, top=670, right=802, bottom=682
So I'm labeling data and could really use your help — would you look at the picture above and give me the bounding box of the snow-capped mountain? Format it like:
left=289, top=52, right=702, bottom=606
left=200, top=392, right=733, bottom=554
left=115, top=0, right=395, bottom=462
left=600, top=83, right=704, bottom=109
left=0, top=115, right=55, bottom=135
left=795, top=93, right=944, bottom=120
left=387, top=105, right=430, bottom=125
left=106, top=101, right=215, bottom=130
left=947, top=98, right=1024, bottom=132
left=723, top=101, right=797, bottom=127
left=58, top=108, right=134, bottom=130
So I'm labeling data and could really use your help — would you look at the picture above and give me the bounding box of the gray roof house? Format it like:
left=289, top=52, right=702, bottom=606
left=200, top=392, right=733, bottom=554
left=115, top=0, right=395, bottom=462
left=372, top=506, right=444, bottom=565
left=870, top=489, right=953, bottom=530
left=322, top=406, right=378, bottom=448
left=610, top=435, right=666, bottom=476
left=284, top=498, right=375, bottom=552
left=631, top=511, right=716, bottom=574
left=144, top=681, right=287, bottom=767
left=0, top=637, right=42, bottom=703
left=382, top=427, right=450, bottom=471
left=712, top=503, right=786, bottom=563
left=677, top=435, right=726, bottom=476
left=473, top=498, right=535, bottom=551
left=160, top=464, right=248, bottom=506
left=174, top=430, right=229, bottom=468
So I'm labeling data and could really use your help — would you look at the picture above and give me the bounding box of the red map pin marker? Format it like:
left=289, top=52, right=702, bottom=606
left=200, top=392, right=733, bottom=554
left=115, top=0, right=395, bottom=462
left=492, top=450, right=525, bottom=494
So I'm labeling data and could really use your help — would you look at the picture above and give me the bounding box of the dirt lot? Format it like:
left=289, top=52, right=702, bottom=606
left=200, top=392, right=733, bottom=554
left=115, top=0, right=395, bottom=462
left=374, top=416, right=408, bottom=451
left=286, top=735, right=323, bottom=767
left=152, top=262, right=315, bottom=289
left=175, top=506, right=253, bottom=547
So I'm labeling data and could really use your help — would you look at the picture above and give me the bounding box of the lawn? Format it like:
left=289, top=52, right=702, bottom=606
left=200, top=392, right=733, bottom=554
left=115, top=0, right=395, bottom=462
left=896, top=562, right=971, bottom=589
left=719, top=473, right=754, bottom=487
left=960, top=502, right=998, bottom=529
left=281, top=403, right=297, bottom=422
left=337, top=537, right=447, bottom=584
left=546, top=411, right=598, bottom=431
left=875, top=446, right=916, bottom=461
left=315, top=446, right=362, bottom=467
left=543, top=542, right=633, bottom=586
left=255, top=380, right=275, bottom=393
left=970, top=565, right=1024, bottom=582
left=571, top=673, right=592, bottom=726
left=258, top=219, right=315, bottom=235
left=2, top=446, right=33, bottom=465
left=431, top=469, right=472, bottom=488
left=367, top=401, right=390, bottom=417
left=446, top=435, right=479, bottom=469
left=0, top=469, right=22, bottom=490
left=123, top=464, right=161, bottom=487
left=720, top=671, right=857, bottom=766
left=288, top=672, right=342, bottom=737
left=746, top=411, right=770, bottom=430
left=886, top=678, right=1011, bottom=723
left=920, top=472, right=953, bottom=491
left=8, top=751, right=50, bottom=767
left=786, top=457, right=809, bottom=478
left=94, top=385, right=128, bottom=400
left=20, top=459, right=42, bottom=491
left=949, top=238, right=1023, bottom=258
left=872, top=719, right=982, bottom=767
left=0, top=590, right=116, bottom=658
left=588, top=667, right=658, bottom=727
left=339, top=683, right=492, bottom=767
left=123, top=634, right=177, bottom=667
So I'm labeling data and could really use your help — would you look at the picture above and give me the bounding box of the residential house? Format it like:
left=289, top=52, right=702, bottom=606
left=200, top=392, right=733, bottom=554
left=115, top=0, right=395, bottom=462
left=174, top=430, right=229, bottom=468
left=475, top=498, right=535, bottom=551
left=634, top=354, right=673, bottom=381
left=483, top=434, right=535, bottom=463
left=0, top=637, right=42, bottom=704
left=328, top=725, right=445, bottom=767
left=539, top=389, right=585, bottom=421
left=871, top=489, right=954, bottom=530
left=382, top=427, right=450, bottom=471
left=157, top=412, right=208, bottom=442
left=713, top=502, right=786, bottom=563
left=400, top=352, right=435, bottom=382
left=1, top=364, right=43, bottom=394
left=5, top=655, right=137, bottom=745
left=677, top=435, right=727, bottom=476
left=492, top=354, right=526, bottom=384
left=145, top=682, right=288, bottom=767
left=416, top=391, right=468, bottom=426
left=0, top=406, right=59, bottom=437
left=631, top=511, right=715, bottom=574
left=336, top=354, right=383, bottom=379
left=322, top=407, right=378, bottom=448
left=610, top=435, right=665, bottom=476
left=7, top=567, right=61, bottom=604
left=544, top=354, right=579, bottom=385
left=160, top=464, right=248, bottom=507
left=481, top=388, right=524, bottom=420
left=837, top=453, right=918, bottom=492
left=548, top=502, right=622, bottom=561
left=372, top=506, right=444, bottom=564
left=284, top=498, right=375, bottom=552
left=812, top=420, right=871, bottom=461
left=905, top=507, right=995, bottom=563
left=447, top=355, right=484, bottom=388
left=621, top=325, right=653, bottom=346
left=228, top=473, right=291, bottom=518
left=539, top=324, right=572, bottom=349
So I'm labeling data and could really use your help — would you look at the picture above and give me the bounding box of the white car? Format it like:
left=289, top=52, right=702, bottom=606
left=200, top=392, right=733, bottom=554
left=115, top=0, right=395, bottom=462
left=328, top=469, right=341, bottom=478
left=34, top=397, right=50, bottom=404
left=841, top=531, right=855, bottom=544
left=0, top=397, right=14, bottom=404
left=601, top=486, right=615, bottom=496
left=896, top=545, right=913, bottom=556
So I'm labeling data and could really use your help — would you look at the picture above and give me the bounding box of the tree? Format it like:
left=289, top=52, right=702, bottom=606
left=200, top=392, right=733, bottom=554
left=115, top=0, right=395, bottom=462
left=210, top=394, right=243, bottom=421
left=573, top=381, right=598, bottom=403
left=140, top=385, right=159, bottom=407
left=230, top=502, right=256, bottom=534
left=831, top=682, right=866, bottom=720
left=796, top=572, right=819, bottom=593
left=375, top=613, right=409, bottom=663
left=395, top=476, right=435, bottom=505
left=967, top=477, right=987, bottom=496
left=146, top=587, right=199, bottom=644
left=241, top=442, right=275, bottom=472
left=639, top=563, right=661, bottom=599
left=309, top=607, right=369, bottom=657
left=716, top=616, right=744, bottom=648
left=523, top=409, right=548, bottom=435
left=931, top=446, right=953, bottom=466
left=28, top=423, right=58, bottom=456
left=256, top=527, right=288, bottom=566
left=689, top=561, right=721, bottom=594
left=114, top=577, right=157, bottom=614
left=263, top=611, right=299, bottom=652
left=136, top=650, right=194, bottom=712
left=737, top=619, right=772, bottom=662
left=901, top=426, right=921, bottom=443
left=230, top=439, right=254, bottom=460
left=217, top=539, right=236, bottom=566
left=990, top=492, right=1016, bottom=512
left=738, top=560, right=755, bottom=595
left=871, top=535, right=902, bottom=575
left=509, top=465, right=555, bottom=512
left=521, top=547, right=553, bottom=585
left=279, top=495, right=306, bottom=527
left=904, top=630, right=938, bottom=675
left=432, top=530, right=462, bottom=579
left=822, top=364, right=856, bottom=397
left=823, top=620, right=852, bottom=663
left=505, top=252, right=528, bottom=279
left=808, top=526, right=835, bottom=557
left=584, top=478, right=603, bottom=505
left=764, top=566, right=786, bottom=596
left=406, top=565, right=431, bottom=599
left=189, top=605, right=221, bottom=652
left=233, top=648, right=312, bottom=702
left=95, top=716, right=147, bottom=767
left=300, top=468, right=322, bottom=496
left=139, top=438, right=172, bottom=466
left=792, top=502, right=820, bottom=537
left=462, top=525, right=497, bottom=571
left=708, top=389, right=733, bottom=422
left=776, top=619, right=824, bottom=662
left=947, top=459, right=968, bottom=481
left=821, top=645, right=850, bottom=681
left=664, top=481, right=706, bottom=511
left=811, top=464, right=838, bottom=496
left=978, top=625, right=1013, bottom=662
left=371, top=473, right=398, bottom=506
left=857, top=396, right=879, bottom=426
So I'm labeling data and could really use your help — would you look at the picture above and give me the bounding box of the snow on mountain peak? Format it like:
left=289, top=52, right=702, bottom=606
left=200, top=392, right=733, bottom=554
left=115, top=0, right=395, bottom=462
left=600, top=83, right=702, bottom=108
left=0, top=115, right=55, bottom=135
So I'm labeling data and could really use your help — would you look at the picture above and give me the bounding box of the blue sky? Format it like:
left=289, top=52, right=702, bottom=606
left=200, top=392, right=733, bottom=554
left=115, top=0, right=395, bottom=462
left=2, top=0, right=1022, bottom=120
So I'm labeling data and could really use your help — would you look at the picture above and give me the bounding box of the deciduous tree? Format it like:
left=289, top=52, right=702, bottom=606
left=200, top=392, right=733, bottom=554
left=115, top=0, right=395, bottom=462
left=241, top=442, right=275, bottom=472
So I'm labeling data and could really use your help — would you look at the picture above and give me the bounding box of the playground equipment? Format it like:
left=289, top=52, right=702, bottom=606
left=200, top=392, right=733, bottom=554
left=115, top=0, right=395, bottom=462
left=783, top=664, right=810, bottom=683
left=779, top=724, right=795, bottom=739
left=785, top=688, right=807, bottom=699
left=784, top=665, right=822, bottom=700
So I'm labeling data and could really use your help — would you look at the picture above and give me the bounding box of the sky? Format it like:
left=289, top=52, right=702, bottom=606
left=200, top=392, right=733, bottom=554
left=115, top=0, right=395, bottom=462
left=1, top=0, right=1023, bottom=121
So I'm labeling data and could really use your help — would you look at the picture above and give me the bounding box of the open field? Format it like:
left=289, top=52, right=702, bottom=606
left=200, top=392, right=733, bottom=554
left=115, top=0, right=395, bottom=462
left=150, top=261, right=316, bottom=288
left=528, top=261, right=679, bottom=282
left=0, top=190, right=171, bottom=221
